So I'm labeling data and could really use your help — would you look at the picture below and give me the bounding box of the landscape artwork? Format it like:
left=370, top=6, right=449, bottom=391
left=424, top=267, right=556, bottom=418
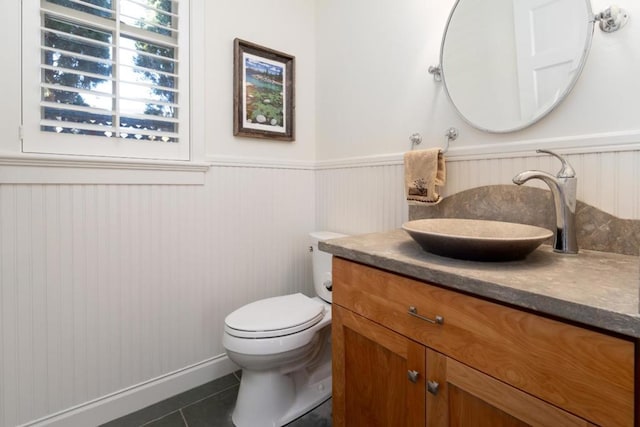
left=242, top=53, right=286, bottom=133
left=233, top=39, right=295, bottom=141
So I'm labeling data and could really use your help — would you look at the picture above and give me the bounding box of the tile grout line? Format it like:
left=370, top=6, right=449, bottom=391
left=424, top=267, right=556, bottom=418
left=118, top=374, right=241, bottom=427
left=138, top=411, right=181, bottom=427
left=179, top=409, right=189, bottom=427
left=135, top=383, right=239, bottom=427
left=180, top=383, right=240, bottom=412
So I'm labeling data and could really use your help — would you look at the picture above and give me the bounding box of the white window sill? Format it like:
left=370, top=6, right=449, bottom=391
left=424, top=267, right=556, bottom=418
left=0, top=153, right=210, bottom=185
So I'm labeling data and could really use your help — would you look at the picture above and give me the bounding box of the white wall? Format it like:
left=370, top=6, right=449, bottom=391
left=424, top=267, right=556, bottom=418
left=315, top=0, right=434, bottom=160
left=315, top=0, right=640, bottom=233
left=3, top=0, right=640, bottom=425
left=316, top=0, right=640, bottom=159
left=0, top=1, right=318, bottom=426
left=0, top=169, right=316, bottom=427
left=204, top=0, right=317, bottom=163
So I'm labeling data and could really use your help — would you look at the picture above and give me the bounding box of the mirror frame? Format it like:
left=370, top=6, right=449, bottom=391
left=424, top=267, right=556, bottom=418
left=439, top=0, right=595, bottom=133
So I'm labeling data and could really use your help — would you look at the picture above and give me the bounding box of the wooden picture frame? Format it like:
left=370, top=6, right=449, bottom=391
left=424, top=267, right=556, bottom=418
left=233, top=38, right=295, bottom=141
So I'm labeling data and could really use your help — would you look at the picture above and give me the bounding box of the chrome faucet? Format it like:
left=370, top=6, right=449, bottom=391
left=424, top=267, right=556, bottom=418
left=512, top=149, right=578, bottom=254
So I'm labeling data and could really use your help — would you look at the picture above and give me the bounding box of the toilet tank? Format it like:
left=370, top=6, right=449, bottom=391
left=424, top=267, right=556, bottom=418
left=310, top=231, right=348, bottom=303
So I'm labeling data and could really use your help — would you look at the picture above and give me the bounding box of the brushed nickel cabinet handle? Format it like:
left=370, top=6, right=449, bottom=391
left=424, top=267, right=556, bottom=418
left=407, top=370, right=419, bottom=383
left=408, top=306, right=444, bottom=325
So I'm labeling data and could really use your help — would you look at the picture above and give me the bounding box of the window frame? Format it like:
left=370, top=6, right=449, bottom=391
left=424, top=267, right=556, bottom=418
left=21, top=0, right=192, bottom=162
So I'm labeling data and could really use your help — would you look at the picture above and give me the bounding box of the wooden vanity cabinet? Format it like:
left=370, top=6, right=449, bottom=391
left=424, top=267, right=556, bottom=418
left=331, top=258, right=635, bottom=427
left=333, top=305, right=426, bottom=426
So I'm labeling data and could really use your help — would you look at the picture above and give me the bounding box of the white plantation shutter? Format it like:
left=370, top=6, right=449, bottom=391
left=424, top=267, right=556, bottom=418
left=22, top=0, right=190, bottom=160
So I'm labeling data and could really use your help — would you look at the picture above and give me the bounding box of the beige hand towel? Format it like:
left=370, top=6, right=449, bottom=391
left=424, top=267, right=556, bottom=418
left=404, top=148, right=446, bottom=204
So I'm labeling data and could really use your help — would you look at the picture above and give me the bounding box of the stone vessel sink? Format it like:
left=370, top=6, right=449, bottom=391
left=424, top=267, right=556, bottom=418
left=402, top=218, right=554, bottom=261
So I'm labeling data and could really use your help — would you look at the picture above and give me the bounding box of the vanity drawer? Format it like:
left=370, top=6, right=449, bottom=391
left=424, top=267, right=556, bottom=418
left=332, top=258, right=635, bottom=427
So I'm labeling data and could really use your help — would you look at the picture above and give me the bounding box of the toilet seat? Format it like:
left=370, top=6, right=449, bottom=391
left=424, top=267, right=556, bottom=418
left=225, top=293, right=326, bottom=339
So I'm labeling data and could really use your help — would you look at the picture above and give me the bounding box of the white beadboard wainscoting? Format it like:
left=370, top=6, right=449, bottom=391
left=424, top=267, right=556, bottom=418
left=315, top=148, right=640, bottom=237
left=0, top=165, right=316, bottom=427
left=2, top=147, right=640, bottom=426
left=315, top=162, right=409, bottom=235
left=446, top=150, right=640, bottom=219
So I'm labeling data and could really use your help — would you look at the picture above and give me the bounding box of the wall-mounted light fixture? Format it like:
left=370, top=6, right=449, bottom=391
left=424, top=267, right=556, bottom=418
left=595, top=5, right=629, bottom=32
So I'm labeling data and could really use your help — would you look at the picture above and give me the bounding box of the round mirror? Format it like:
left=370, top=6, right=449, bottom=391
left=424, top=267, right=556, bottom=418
left=441, top=0, right=594, bottom=133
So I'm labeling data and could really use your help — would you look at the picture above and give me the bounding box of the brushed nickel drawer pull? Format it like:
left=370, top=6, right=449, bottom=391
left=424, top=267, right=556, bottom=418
left=408, top=306, right=444, bottom=325
left=407, top=370, right=419, bottom=383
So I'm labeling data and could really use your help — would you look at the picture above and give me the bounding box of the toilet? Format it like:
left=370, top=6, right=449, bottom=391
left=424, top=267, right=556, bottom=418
left=222, top=231, right=346, bottom=427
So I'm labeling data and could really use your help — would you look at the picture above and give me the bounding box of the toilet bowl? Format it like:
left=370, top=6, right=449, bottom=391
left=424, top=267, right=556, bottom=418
left=222, top=231, right=346, bottom=427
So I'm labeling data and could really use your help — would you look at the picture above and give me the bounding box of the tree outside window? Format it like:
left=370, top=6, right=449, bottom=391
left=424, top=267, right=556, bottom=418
left=42, top=0, right=180, bottom=143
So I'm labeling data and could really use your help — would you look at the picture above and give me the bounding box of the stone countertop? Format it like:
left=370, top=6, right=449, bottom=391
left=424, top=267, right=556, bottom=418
left=320, top=229, right=640, bottom=339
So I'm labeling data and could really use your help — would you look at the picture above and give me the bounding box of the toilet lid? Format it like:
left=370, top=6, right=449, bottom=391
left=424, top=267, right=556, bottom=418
left=224, top=293, right=326, bottom=339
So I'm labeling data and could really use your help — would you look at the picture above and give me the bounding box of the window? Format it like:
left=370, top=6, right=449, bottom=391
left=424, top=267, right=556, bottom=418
left=22, top=0, right=190, bottom=160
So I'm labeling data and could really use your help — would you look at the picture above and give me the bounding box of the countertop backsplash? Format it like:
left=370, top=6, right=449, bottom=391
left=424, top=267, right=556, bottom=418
left=409, top=185, right=640, bottom=256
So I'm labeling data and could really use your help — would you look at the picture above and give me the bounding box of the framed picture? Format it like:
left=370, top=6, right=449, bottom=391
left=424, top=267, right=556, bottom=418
left=233, top=38, right=295, bottom=141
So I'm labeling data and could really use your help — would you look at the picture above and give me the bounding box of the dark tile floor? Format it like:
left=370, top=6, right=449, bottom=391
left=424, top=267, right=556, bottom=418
left=100, top=372, right=332, bottom=427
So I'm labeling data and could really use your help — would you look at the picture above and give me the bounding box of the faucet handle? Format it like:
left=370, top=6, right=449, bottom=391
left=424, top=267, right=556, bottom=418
left=536, top=149, right=576, bottom=178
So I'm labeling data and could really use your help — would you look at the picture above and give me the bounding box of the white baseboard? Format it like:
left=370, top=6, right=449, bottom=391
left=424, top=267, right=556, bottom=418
left=19, top=355, right=238, bottom=427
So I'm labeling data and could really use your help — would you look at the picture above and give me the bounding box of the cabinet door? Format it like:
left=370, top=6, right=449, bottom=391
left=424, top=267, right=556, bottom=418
left=426, top=349, right=595, bottom=427
left=333, top=305, right=426, bottom=427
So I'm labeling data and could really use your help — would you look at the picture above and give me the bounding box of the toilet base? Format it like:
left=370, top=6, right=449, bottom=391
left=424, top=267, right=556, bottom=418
left=231, top=343, right=332, bottom=427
